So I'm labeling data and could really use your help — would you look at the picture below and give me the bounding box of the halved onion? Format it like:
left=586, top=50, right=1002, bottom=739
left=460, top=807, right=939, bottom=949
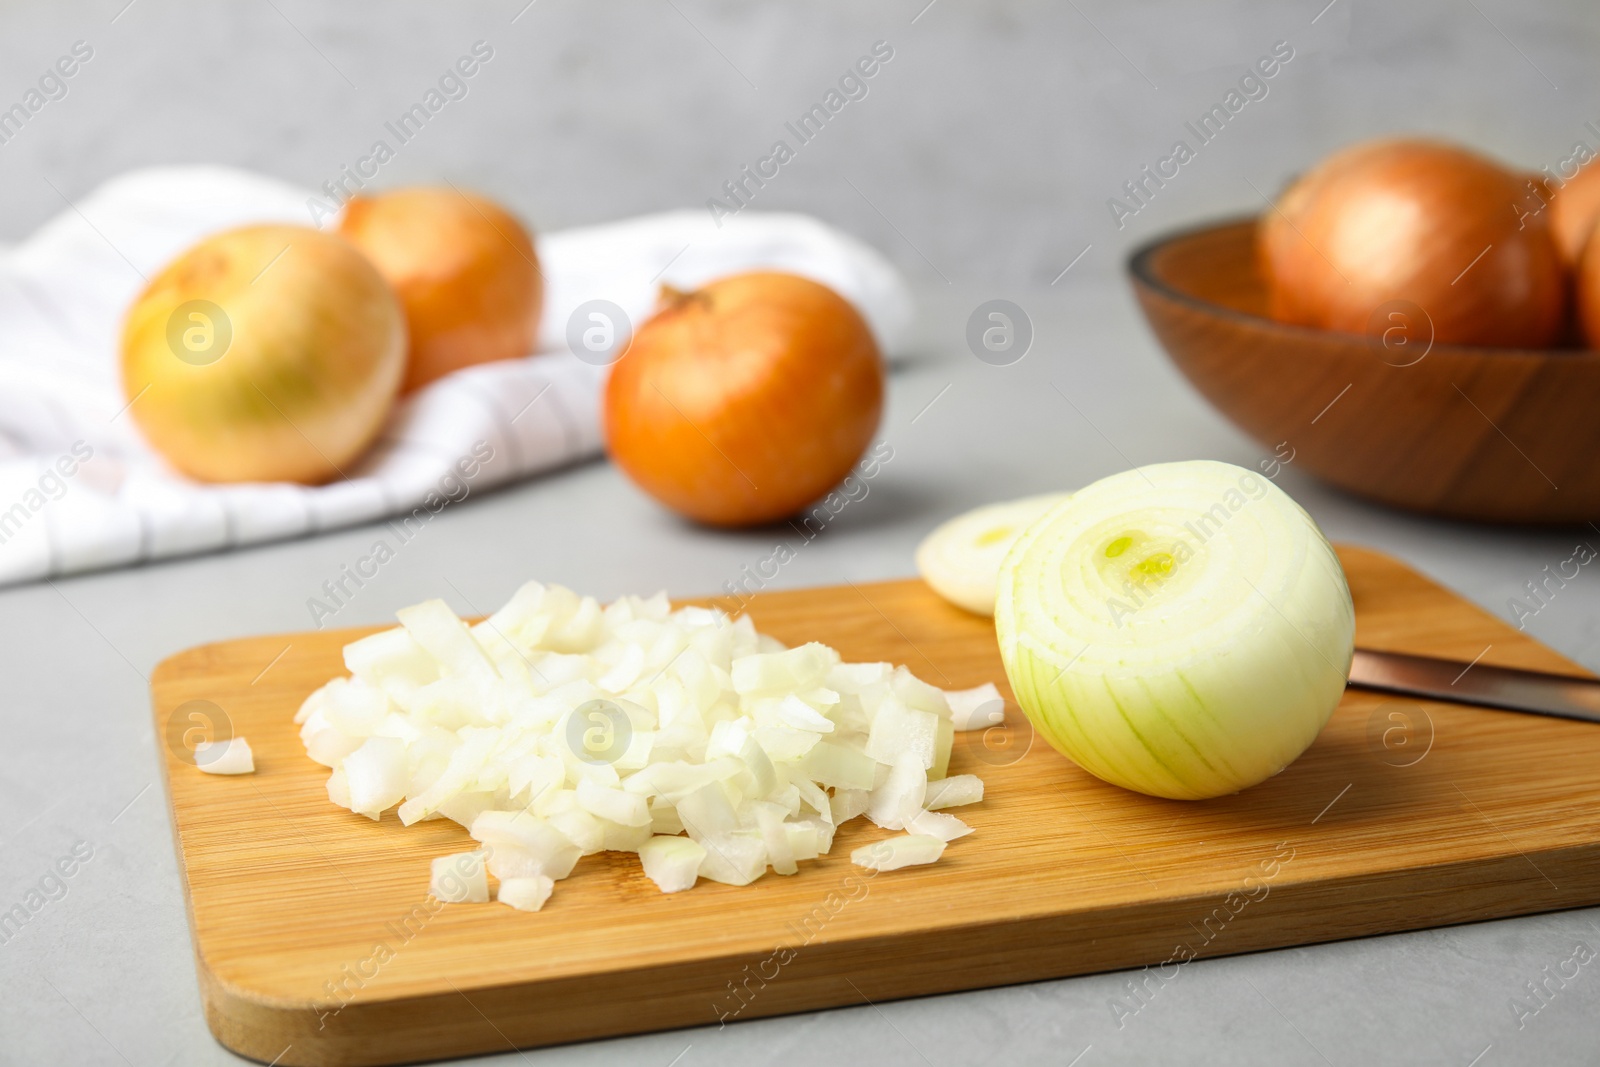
left=995, top=461, right=1354, bottom=800
left=916, top=493, right=1070, bottom=615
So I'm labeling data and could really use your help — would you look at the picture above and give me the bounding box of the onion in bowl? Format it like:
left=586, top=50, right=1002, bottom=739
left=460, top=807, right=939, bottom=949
left=1571, top=228, right=1600, bottom=348
left=1550, top=163, right=1600, bottom=267
left=1260, top=138, right=1567, bottom=348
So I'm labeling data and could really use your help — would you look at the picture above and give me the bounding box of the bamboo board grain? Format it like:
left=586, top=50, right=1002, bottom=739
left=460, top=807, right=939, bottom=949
left=151, top=545, right=1600, bottom=1066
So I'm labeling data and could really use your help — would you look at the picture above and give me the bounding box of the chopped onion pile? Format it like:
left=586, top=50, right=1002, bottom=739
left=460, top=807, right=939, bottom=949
left=296, top=583, right=994, bottom=909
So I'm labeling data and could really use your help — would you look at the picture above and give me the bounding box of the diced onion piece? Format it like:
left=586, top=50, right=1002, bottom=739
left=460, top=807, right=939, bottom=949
left=891, top=667, right=951, bottom=718
left=304, top=725, right=362, bottom=769
left=925, top=775, right=985, bottom=810
left=398, top=729, right=497, bottom=825
left=916, top=493, right=1072, bottom=615
left=436, top=791, right=497, bottom=828
left=851, top=834, right=946, bottom=871
left=326, top=678, right=390, bottom=734
left=469, top=810, right=583, bottom=879
left=930, top=717, right=955, bottom=781
left=650, top=801, right=685, bottom=836
left=498, top=875, right=554, bottom=912
left=867, top=753, right=926, bottom=831
left=995, top=460, right=1355, bottom=800
left=791, top=778, right=833, bottom=823
left=596, top=642, right=646, bottom=692
left=601, top=820, right=654, bottom=852
left=737, top=736, right=777, bottom=798
left=865, top=700, right=940, bottom=770
left=775, top=694, right=835, bottom=733
left=486, top=847, right=543, bottom=881
left=430, top=850, right=489, bottom=903
left=944, top=683, right=1005, bottom=732
left=800, top=741, right=876, bottom=791
left=343, top=627, right=439, bottom=708
left=342, top=736, right=407, bottom=817
left=752, top=801, right=798, bottom=875
left=481, top=580, right=551, bottom=652
left=195, top=737, right=254, bottom=775
left=800, top=814, right=835, bottom=855
left=705, top=719, right=751, bottom=761
left=396, top=600, right=499, bottom=681
left=576, top=777, right=652, bottom=827
left=549, top=808, right=606, bottom=855
left=830, top=787, right=870, bottom=825
left=907, top=809, right=973, bottom=842
left=753, top=725, right=822, bottom=761
left=731, top=643, right=837, bottom=695
left=829, top=661, right=891, bottom=692
left=677, top=782, right=739, bottom=839
left=326, top=767, right=352, bottom=809
left=639, top=835, right=706, bottom=893
left=508, top=754, right=565, bottom=804
left=697, top=832, right=768, bottom=886
left=785, top=821, right=822, bottom=860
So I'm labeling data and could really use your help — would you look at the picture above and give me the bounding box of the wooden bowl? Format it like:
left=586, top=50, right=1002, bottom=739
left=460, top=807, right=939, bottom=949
left=1128, top=218, right=1600, bottom=523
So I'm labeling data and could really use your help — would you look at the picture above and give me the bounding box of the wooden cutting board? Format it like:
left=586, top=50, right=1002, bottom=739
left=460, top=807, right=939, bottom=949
left=151, top=546, right=1600, bottom=1067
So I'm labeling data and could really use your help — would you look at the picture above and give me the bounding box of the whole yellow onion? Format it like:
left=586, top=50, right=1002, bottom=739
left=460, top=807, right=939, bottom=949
left=121, top=225, right=406, bottom=484
left=1261, top=138, right=1566, bottom=348
left=338, top=188, right=543, bottom=393
left=604, top=272, right=885, bottom=527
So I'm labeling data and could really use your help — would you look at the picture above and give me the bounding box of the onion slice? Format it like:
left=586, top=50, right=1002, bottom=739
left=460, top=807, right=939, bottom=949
left=995, top=460, right=1353, bottom=800
left=916, top=493, right=1071, bottom=615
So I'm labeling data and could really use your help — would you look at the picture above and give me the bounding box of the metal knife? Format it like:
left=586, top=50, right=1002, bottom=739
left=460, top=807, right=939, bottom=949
left=1347, top=648, right=1600, bottom=725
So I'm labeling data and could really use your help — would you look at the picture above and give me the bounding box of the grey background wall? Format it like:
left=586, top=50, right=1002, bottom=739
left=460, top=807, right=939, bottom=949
left=0, top=1, right=1595, bottom=287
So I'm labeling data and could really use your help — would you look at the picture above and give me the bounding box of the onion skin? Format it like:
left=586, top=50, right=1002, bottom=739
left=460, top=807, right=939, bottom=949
left=339, top=188, right=542, bottom=393
left=604, top=272, right=884, bottom=527
left=121, top=225, right=405, bottom=485
left=1550, top=163, right=1600, bottom=267
left=1261, top=138, right=1567, bottom=348
left=995, top=461, right=1354, bottom=801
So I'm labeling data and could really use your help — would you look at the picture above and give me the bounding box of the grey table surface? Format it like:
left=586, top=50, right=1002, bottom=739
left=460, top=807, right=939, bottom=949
left=3, top=275, right=1598, bottom=1067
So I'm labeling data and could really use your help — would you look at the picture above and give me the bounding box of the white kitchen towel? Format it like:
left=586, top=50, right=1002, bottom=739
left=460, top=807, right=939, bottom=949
left=0, top=166, right=914, bottom=586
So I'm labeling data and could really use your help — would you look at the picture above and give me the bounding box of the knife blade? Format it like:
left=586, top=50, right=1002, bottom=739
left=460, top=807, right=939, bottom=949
left=1347, top=648, right=1600, bottom=725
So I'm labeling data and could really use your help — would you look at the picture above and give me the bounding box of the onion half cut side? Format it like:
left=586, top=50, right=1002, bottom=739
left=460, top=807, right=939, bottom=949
left=995, top=461, right=1354, bottom=800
